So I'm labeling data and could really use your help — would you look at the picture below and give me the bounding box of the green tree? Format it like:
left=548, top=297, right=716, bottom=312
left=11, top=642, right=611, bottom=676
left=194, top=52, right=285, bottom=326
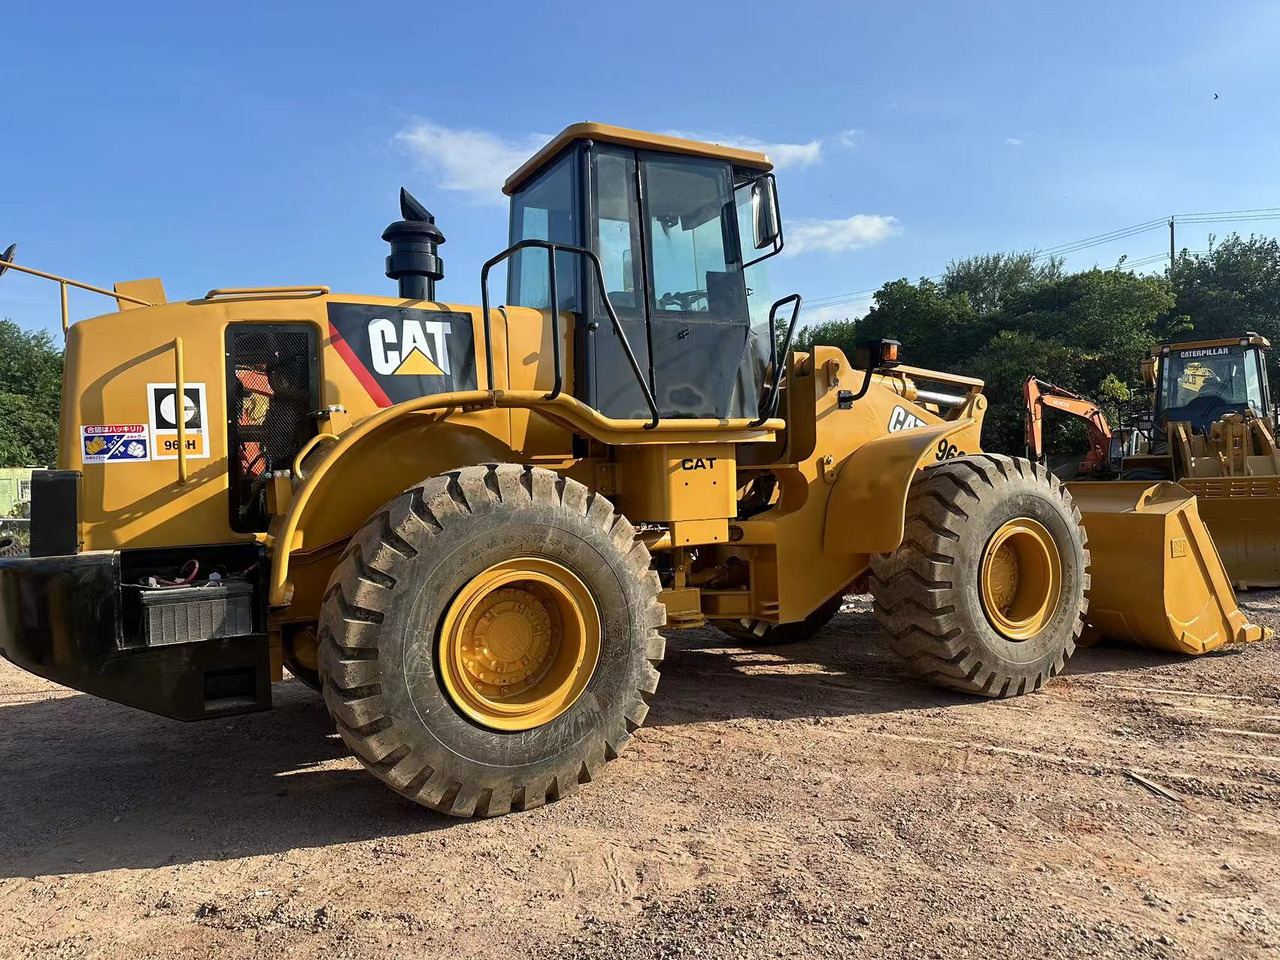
left=0, top=319, right=64, bottom=467
left=1166, top=233, right=1280, bottom=385
left=795, top=256, right=1174, bottom=459
left=792, top=317, right=859, bottom=356
left=969, top=268, right=1173, bottom=454
left=942, top=251, right=1064, bottom=314
left=857, top=277, right=987, bottom=372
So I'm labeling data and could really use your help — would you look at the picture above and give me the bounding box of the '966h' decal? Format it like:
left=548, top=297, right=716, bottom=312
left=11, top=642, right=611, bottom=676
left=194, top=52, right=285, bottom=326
left=888, top=404, right=967, bottom=460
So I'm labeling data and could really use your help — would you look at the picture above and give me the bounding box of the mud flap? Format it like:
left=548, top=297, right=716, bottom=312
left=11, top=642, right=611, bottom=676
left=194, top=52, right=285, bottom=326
left=1065, top=481, right=1268, bottom=655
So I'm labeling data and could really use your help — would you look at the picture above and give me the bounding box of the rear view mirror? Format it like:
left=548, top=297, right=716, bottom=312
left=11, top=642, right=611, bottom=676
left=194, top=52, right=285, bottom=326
left=736, top=174, right=782, bottom=268
left=752, top=177, right=780, bottom=249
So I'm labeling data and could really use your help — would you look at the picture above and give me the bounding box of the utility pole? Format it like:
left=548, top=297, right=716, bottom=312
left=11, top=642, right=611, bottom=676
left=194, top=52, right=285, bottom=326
left=1169, top=216, right=1176, bottom=267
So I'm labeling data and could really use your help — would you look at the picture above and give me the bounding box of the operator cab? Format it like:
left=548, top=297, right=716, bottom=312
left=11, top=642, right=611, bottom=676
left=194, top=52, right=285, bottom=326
left=503, top=124, right=784, bottom=420
left=1155, top=334, right=1273, bottom=434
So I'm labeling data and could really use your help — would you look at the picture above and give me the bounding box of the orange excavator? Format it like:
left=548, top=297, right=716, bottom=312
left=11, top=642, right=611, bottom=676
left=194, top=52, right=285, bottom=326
left=1023, top=376, right=1115, bottom=477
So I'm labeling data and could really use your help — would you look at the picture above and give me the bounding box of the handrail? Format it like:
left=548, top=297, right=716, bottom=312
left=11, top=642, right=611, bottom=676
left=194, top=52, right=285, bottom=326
left=173, top=337, right=188, bottom=484
left=749, top=293, right=803, bottom=428
left=0, top=257, right=153, bottom=334
left=479, top=239, right=661, bottom=429
left=292, top=432, right=341, bottom=481
left=203, top=286, right=331, bottom=300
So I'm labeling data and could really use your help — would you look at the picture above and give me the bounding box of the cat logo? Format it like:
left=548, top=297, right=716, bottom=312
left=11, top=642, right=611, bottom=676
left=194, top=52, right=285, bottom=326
left=887, top=405, right=928, bottom=433
left=369, top=317, right=451, bottom=377
left=326, top=303, right=477, bottom=407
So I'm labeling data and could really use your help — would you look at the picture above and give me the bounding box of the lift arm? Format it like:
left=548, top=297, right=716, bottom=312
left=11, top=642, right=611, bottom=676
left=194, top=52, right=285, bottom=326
left=1023, top=376, right=1114, bottom=476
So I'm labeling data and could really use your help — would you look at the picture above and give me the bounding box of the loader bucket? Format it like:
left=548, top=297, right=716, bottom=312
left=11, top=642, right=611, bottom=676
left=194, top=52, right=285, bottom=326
left=1180, top=477, right=1280, bottom=589
left=1064, top=481, right=1267, bottom=655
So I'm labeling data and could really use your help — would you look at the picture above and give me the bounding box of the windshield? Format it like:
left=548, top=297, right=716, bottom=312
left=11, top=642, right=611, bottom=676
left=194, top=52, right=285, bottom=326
left=1159, top=345, right=1267, bottom=416
left=640, top=155, right=747, bottom=320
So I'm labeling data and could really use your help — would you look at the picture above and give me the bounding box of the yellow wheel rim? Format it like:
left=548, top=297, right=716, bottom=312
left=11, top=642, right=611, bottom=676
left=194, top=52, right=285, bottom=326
left=979, top=518, right=1062, bottom=641
left=438, top=557, right=601, bottom=732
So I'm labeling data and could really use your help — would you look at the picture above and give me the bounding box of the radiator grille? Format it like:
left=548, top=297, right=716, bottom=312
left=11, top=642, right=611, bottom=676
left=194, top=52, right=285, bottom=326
left=228, top=326, right=317, bottom=532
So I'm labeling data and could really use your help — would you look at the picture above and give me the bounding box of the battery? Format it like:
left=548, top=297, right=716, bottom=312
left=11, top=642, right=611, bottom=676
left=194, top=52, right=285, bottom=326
left=139, top=580, right=255, bottom=646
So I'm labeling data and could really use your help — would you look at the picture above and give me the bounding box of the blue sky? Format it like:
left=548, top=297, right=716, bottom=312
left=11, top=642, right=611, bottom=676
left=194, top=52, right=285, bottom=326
left=2, top=1, right=1278, bottom=336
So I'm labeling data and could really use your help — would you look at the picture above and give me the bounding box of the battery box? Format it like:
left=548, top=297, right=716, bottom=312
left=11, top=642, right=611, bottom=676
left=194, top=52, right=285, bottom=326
left=139, top=580, right=255, bottom=646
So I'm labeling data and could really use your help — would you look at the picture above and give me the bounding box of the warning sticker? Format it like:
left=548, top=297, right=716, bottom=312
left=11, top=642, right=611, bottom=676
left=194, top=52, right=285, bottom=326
left=82, top=424, right=150, bottom=463
left=147, top=382, right=211, bottom=460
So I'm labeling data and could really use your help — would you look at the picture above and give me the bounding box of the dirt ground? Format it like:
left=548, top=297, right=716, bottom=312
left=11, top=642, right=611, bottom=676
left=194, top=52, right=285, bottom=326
left=1, top=595, right=1278, bottom=960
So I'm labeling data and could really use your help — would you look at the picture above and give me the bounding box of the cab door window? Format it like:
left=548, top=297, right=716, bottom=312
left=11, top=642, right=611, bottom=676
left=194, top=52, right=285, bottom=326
left=640, top=155, right=747, bottom=320
left=591, top=147, right=642, bottom=316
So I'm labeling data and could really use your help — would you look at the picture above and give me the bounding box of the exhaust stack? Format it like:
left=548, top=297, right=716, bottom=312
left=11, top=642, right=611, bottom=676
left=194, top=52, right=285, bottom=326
left=383, top=188, right=445, bottom=300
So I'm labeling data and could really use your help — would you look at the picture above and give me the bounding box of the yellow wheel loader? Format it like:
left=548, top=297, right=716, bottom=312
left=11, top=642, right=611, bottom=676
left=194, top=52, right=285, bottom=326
left=1032, top=334, right=1280, bottom=590
left=1121, top=335, right=1280, bottom=587
left=0, top=124, right=1264, bottom=817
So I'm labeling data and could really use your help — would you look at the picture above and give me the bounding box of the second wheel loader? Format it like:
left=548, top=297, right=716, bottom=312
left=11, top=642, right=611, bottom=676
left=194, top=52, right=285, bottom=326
left=1028, top=334, right=1280, bottom=589
left=0, top=124, right=1265, bottom=817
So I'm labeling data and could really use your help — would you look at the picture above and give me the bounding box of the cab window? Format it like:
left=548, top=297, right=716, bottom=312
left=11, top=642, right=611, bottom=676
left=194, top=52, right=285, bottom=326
left=507, top=151, right=581, bottom=312
left=640, top=154, right=747, bottom=320
left=591, top=146, right=642, bottom=316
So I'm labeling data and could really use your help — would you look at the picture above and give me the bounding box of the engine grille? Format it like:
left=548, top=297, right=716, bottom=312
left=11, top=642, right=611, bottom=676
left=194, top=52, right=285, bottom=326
left=227, top=326, right=317, bottom=532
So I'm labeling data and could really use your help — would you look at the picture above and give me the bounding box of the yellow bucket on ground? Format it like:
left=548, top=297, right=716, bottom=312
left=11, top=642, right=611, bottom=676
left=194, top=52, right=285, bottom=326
left=1065, top=481, right=1268, bottom=655
left=1180, top=476, right=1280, bottom=589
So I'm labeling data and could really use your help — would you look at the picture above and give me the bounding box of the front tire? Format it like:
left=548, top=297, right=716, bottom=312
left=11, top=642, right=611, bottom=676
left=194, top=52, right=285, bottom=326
left=869, top=455, right=1089, bottom=697
left=318, top=464, right=665, bottom=817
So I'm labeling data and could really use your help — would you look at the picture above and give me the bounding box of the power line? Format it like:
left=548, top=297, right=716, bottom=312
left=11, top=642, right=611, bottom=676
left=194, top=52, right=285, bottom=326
left=1174, top=205, right=1280, bottom=219
left=1035, top=217, right=1168, bottom=257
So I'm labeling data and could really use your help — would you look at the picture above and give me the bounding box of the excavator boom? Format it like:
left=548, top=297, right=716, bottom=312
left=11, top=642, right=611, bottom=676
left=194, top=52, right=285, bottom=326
left=1023, top=376, right=1114, bottom=476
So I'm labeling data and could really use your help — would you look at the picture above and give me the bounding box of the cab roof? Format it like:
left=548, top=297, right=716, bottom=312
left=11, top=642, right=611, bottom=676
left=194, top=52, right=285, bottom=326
left=1155, top=333, right=1272, bottom=356
left=503, top=122, right=774, bottom=196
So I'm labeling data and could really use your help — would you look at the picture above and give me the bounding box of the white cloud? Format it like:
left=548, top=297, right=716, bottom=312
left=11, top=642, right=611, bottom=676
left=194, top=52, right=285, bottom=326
left=396, top=120, right=837, bottom=201
left=838, top=129, right=862, bottom=148
left=395, top=119, right=547, bottom=204
left=665, top=130, right=823, bottom=170
left=719, top=136, right=823, bottom=170
left=1005, top=137, right=1025, bottom=147
left=783, top=215, right=901, bottom=256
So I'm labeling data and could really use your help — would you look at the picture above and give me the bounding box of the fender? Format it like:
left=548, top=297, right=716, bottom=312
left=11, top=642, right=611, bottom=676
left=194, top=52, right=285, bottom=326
left=271, top=407, right=517, bottom=611
left=269, top=388, right=786, bottom=606
left=823, top=418, right=980, bottom=554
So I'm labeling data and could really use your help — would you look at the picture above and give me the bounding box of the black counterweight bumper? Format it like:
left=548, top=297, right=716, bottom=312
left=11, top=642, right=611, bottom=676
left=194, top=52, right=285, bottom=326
left=0, top=550, right=271, bottom=721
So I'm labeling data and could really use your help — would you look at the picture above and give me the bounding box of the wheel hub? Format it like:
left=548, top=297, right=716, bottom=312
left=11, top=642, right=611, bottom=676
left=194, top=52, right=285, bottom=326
left=457, top=586, right=557, bottom=694
left=439, top=558, right=601, bottom=731
left=979, top=518, right=1062, bottom=641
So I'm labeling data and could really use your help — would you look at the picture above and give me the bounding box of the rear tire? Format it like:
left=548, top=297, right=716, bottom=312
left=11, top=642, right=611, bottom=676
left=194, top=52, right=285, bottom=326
left=714, top=593, right=844, bottom=646
left=869, top=454, right=1089, bottom=697
left=318, top=464, right=664, bottom=817
left=0, top=537, right=22, bottom=558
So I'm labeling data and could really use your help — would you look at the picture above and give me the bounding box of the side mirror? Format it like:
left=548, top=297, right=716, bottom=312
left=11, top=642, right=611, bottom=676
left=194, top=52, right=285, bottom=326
left=752, top=177, right=781, bottom=250
left=736, top=175, right=783, bottom=268
left=0, top=243, right=15, bottom=279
